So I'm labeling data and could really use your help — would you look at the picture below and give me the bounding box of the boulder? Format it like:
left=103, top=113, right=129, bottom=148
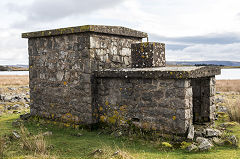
left=24, top=97, right=30, bottom=102
left=225, top=135, right=238, bottom=147
left=216, top=97, right=224, bottom=104
left=13, top=95, right=21, bottom=101
left=197, top=138, right=213, bottom=151
left=8, top=87, right=16, bottom=91
left=43, top=131, right=53, bottom=136
left=19, top=98, right=26, bottom=103
left=194, top=129, right=204, bottom=137
left=4, top=95, right=12, bottom=102
left=217, top=106, right=228, bottom=113
left=0, top=94, right=5, bottom=100
left=196, top=137, right=208, bottom=143
left=12, top=131, right=20, bottom=139
left=205, top=128, right=222, bottom=137
left=187, top=125, right=194, bottom=140
left=219, top=122, right=238, bottom=128
left=5, top=105, right=11, bottom=110
left=186, top=144, right=198, bottom=152
left=212, top=137, right=223, bottom=145
left=11, top=104, right=21, bottom=110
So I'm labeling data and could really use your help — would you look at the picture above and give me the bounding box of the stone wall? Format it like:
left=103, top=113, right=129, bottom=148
left=94, top=77, right=193, bottom=134
left=28, top=32, right=142, bottom=125
left=29, top=33, right=93, bottom=124
left=192, top=77, right=216, bottom=123
left=89, top=33, right=141, bottom=70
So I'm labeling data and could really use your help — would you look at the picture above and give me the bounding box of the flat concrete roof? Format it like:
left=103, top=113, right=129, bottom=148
left=22, top=25, right=148, bottom=39
left=94, top=66, right=221, bottom=79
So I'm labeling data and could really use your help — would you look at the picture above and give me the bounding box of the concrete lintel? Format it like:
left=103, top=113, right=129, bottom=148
left=94, top=66, right=221, bottom=79
left=22, top=25, right=148, bottom=39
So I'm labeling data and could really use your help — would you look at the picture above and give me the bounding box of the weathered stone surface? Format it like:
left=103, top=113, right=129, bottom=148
left=186, top=144, right=198, bottom=152
left=194, top=129, right=204, bottom=137
left=196, top=137, right=213, bottom=151
left=198, top=139, right=213, bottom=151
left=187, top=125, right=194, bottom=140
left=217, top=106, right=228, bottom=113
left=205, top=128, right=222, bottom=137
left=12, top=131, right=20, bottom=139
left=225, top=135, right=238, bottom=147
left=95, top=67, right=221, bottom=79
left=95, top=78, right=192, bottom=134
left=22, top=25, right=148, bottom=39
left=196, top=137, right=208, bottom=143
left=131, top=42, right=165, bottom=68
left=212, top=137, right=223, bottom=145
left=216, top=97, right=224, bottom=103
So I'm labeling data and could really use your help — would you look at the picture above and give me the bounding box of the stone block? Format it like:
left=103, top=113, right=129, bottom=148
left=174, top=80, right=191, bottom=88
left=131, top=42, right=165, bottom=68
left=166, top=87, right=192, bottom=99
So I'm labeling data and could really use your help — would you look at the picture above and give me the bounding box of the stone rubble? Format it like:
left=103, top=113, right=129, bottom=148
left=217, top=106, right=228, bottom=113
left=186, top=144, right=198, bottom=152
left=12, top=131, right=21, bottom=139
left=187, top=125, right=194, bottom=140
left=225, top=135, right=238, bottom=147
left=198, top=139, right=213, bottom=151
left=205, top=128, right=222, bottom=137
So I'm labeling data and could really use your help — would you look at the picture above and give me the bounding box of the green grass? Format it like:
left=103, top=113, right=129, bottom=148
left=1, top=113, right=240, bottom=158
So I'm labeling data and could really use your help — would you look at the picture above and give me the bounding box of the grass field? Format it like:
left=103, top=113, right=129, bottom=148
left=1, top=114, right=240, bottom=159
left=216, top=80, right=240, bottom=93
left=0, top=76, right=240, bottom=158
left=0, top=75, right=28, bottom=86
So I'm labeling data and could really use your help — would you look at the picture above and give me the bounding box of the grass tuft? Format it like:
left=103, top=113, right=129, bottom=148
left=89, top=146, right=134, bottom=159
left=0, top=136, right=5, bottom=158
left=20, top=126, right=48, bottom=155
left=225, top=98, right=240, bottom=123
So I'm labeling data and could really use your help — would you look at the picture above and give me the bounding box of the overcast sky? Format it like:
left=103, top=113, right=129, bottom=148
left=1, top=0, right=240, bottom=65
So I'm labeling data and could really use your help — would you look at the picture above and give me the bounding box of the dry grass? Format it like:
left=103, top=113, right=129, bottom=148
left=20, top=126, right=48, bottom=156
left=216, top=80, right=240, bottom=93
left=225, top=98, right=240, bottom=123
left=23, top=154, right=58, bottom=159
left=89, top=145, right=134, bottom=159
left=0, top=136, right=5, bottom=158
left=0, top=75, right=29, bottom=86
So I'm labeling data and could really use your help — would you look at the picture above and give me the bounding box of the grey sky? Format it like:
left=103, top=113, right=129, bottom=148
left=0, top=0, right=240, bottom=64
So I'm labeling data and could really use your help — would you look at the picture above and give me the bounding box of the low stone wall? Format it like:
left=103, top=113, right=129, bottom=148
left=94, top=77, right=193, bottom=134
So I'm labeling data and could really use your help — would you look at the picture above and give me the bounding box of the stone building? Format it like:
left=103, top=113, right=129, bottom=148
left=22, top=25, right=221, bottom=135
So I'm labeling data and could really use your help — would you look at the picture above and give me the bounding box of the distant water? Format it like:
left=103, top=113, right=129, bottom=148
left=0, top=71, right=29, bottom=75
left=216, top=69, right=240, bottom=80
left=0, top=69, right=239, bottom=80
